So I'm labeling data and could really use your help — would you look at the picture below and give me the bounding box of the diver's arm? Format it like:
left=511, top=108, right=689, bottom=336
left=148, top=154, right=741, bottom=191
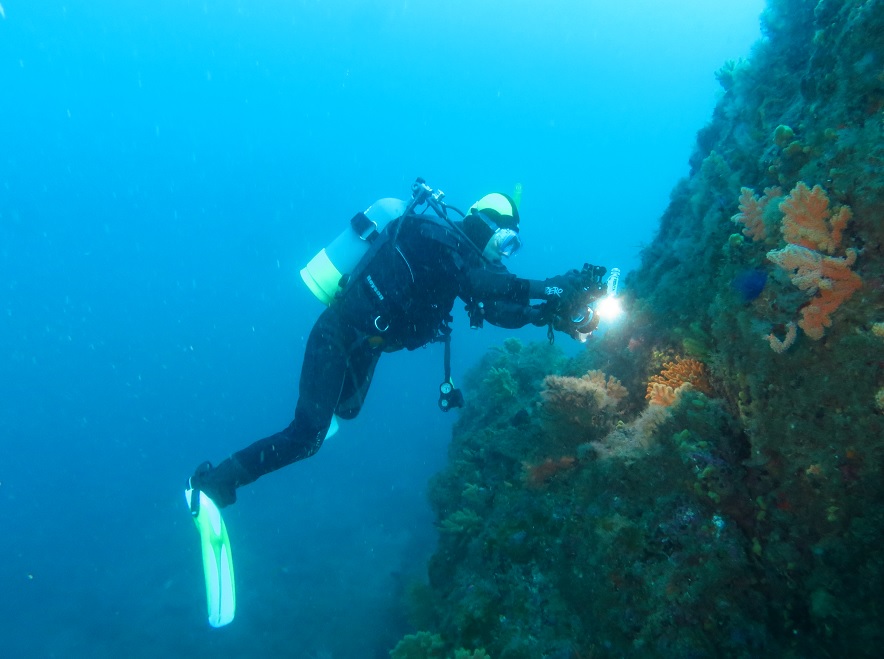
left=463, top=262, right=597, bottom=333
left=465, top=265, right=587, bottom=307
left=461, top=266, right=553, bottom=329
left=482, top=300, right=550, bottom=329
left=465, top=267, right=541, bottom=303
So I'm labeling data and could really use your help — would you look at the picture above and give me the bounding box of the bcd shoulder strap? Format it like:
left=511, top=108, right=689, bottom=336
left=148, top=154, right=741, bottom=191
left=338, top=213, right=465, bottom=300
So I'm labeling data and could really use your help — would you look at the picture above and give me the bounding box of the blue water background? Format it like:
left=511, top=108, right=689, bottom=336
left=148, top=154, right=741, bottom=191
left=0, top=1, right=763, bottom=656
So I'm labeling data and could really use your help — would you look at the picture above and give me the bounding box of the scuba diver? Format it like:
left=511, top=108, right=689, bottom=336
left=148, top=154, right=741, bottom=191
left=188, top=178, right=610, bottom=508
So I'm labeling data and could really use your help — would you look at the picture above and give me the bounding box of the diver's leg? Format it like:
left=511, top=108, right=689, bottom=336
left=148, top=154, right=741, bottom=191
left=226, top=306, right=353, bottom=485
left=334, top=342, right=381, bottom=420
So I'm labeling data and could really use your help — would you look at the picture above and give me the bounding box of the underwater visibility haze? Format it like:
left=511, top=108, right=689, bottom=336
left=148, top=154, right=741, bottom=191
left=8, top=1, right=882, bottom=658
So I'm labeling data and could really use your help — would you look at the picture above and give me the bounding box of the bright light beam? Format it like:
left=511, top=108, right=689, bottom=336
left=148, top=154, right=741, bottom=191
left=597, top=296, right=624, bottom=320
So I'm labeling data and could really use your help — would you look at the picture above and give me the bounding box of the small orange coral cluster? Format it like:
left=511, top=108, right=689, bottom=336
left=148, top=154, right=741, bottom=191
left=522, top=456, right=577, bottom=488
left=766, top=182, right=862, bottom=340
left=732, top=186, right=783, bottom=241
left=646, top=357, right=712, bottom=406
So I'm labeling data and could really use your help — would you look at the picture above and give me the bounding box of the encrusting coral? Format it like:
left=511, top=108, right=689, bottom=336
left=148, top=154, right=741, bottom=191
left=766, top=182, right=862, bottom=340
left=541, top=370, right=627, bottom=412
left=522, top=455, right=577, bottom=488
left=438, top=509, right=483, bottom=535
left=539, top=370, right=628, bottom=444
left=766, top=321, right=798, bottom=353
left=589, top=404, right=671, bottom=461
left=388, top=632, right=488, bottom=659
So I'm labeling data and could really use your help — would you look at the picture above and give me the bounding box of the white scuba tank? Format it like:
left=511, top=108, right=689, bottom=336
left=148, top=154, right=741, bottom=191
left=299, top=198, right=408, bottom=305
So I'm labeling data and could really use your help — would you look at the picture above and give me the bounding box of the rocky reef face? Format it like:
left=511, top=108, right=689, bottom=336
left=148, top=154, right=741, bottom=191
left=392, top=1, right=884, bottom=658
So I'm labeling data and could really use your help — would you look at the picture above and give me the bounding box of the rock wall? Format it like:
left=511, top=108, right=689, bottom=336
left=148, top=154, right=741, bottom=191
left=392, top=2, right=884, bottom=657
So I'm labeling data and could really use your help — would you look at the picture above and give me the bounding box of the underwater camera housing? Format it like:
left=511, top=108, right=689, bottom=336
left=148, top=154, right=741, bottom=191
left=566, top=263, right=616, bottom=342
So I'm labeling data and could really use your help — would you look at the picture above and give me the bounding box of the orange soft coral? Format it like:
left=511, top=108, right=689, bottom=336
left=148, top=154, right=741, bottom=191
left=779, top=181, right=852, bottom=254
left=646, top=382, right=680, bottom=407
left=768, top=246, right=862, bottom=339
left=732, top=186, right=782, bottom=242
left=645, top=358, right=712, bottom=406
left=766, top=183, right=861, bottom=340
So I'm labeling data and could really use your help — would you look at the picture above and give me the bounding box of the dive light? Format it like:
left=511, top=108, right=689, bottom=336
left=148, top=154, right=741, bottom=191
left=566, top=265, right=623, bottom=343
left=596, top=267, right=623, bottom=320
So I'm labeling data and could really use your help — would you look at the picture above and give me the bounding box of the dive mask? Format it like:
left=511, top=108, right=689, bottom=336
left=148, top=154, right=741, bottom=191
left=493, top=228, right=521, bottom=257
left=475, top=210, right=522, bottom=259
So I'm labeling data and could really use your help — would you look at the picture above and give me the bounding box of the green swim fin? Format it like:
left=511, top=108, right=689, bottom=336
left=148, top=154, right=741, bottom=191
left=185, top=487, right=235, bottom=627
left=324, top=414, right=341, bottom=440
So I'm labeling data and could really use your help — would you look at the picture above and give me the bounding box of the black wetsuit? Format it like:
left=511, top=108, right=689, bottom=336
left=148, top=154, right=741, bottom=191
left=219, top=212, right=551, bottom=493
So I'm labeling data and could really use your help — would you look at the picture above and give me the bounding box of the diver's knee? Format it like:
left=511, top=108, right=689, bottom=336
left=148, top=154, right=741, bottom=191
left=335, top=407, right=360, bottom=420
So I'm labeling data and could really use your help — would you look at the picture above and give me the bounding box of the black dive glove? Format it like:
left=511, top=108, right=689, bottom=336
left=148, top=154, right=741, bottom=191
left=537, top=271, right=584, bottom=310
left=189, top=458, right=248, bottom=509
